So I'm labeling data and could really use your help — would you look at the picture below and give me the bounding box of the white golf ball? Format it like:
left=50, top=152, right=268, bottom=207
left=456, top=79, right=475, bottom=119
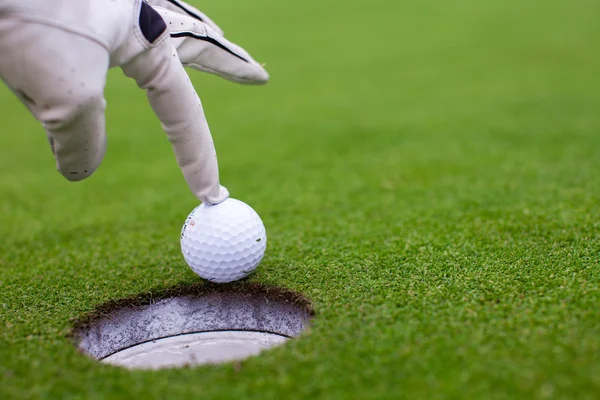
left=180, top=198, right=267, bottom=283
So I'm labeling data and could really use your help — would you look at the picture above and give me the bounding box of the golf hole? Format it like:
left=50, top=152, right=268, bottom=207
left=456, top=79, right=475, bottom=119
left=72, top=285, right=313, bottom=370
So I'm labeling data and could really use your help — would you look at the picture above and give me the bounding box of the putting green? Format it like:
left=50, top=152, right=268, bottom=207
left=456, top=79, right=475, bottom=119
left=1, top=0, right=599, bottom=398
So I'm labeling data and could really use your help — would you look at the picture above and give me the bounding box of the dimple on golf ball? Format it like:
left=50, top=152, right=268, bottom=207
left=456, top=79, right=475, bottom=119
left=180, top=198, right=267, bottom=283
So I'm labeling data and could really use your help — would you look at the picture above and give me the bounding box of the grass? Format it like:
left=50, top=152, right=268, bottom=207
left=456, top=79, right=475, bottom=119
left=1, top=0, right=600, bottom=398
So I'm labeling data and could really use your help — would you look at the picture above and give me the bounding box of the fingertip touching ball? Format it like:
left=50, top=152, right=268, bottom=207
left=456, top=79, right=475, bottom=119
left=180, top=198, right=267, bottom=283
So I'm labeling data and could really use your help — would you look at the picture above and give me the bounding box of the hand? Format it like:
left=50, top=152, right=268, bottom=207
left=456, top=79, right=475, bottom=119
left=0, top=0, right=267, bottom=205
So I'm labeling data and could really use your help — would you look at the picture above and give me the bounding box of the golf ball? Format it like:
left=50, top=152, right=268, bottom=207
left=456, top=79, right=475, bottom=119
left=180, top=198, right=267, bottom=283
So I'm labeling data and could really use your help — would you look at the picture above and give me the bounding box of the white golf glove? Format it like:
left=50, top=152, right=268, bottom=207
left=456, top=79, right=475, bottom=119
left=146, top=0, right=269, bottom=84
left=0, top=0, right=268, bottom=205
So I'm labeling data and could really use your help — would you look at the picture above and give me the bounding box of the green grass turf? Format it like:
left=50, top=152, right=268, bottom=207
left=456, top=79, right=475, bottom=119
left=1, top=0, right=600, bottom=398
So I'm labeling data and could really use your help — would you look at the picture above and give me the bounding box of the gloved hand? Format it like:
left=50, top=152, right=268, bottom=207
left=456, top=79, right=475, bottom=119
left=0, top=0, right=268, bottom=205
